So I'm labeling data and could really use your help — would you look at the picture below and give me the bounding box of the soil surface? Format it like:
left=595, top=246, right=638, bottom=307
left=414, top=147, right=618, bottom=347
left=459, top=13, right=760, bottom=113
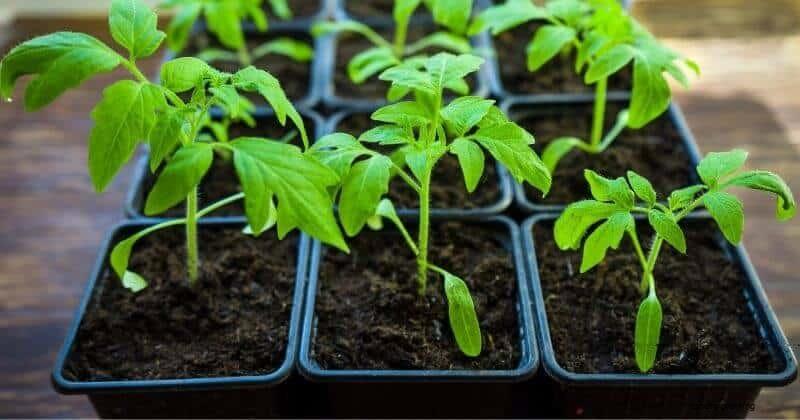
left=266, top=0, right=322, bottom=19
left=493, top=23, right=632, bottom=95
left=141, top=117, right=312, bottom=217
left=336, top=113, right=503, bottom=209
left=185, top=32, right=312, bottom=101
left=333, top=28, right=477, bottom=101
left=533, top=220, right=780, bottom=374
left=63, top=227, right=299, bottom=380
left=514, top=103, right=694, bottom=205
left=312, top=222, right=521, bottom=369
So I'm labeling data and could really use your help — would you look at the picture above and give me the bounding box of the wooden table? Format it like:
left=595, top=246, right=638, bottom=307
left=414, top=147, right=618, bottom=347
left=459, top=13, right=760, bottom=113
left=1, top=2, right=799, bottom=417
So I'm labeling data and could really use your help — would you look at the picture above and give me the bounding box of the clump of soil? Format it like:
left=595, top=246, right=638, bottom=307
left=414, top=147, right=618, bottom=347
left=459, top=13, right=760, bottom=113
left=312, top=222, right=521, bottom=370
left=140, top=117, right=312, bottom=217
left=493, top=22, right=632, bottom=95
left=266, top=0, right=321, bottom=19
left=185, top=32, right=312, bottom=101
left=533, top=220, right=780, bottom=374
left=335, top=113, right=503, bottom=209
left=63, top=227, right=300, bottom=380
left=515, top=103, right=693, bottom=205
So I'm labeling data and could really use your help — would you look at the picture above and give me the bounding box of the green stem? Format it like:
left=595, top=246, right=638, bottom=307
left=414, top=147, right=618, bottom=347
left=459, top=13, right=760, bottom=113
left=640, top=237, right=663, bottom=294
left=393, top=18, right=408, bottom=58
left=417, top=169, right=431, bottom=296
left=186, top=187, right=200, bottom=285
left=238, top=46, right=252, bottom=67
left=121, top=58, right=149, bottom=83
left=590, top=77, right=608, bottom=147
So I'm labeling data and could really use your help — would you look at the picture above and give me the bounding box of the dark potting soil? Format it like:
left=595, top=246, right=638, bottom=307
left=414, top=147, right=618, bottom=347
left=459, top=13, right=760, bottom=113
left=334, top=28, right=478, bottom=100
left=494, top=23, right=632, bottom=95
left=185, top=32, right=312, bottom=101
left=312, top=222, right=521, bottom=370
left=63, top=227, right=299, bottom=381
left=533, top=221, right=779, bottom=374
left=516, top=103, right=693, bottom=205
left=343, top=0, right=425, bottom=19
left=336, top=113, right=502, bottom=209
left=141, top=118, right=310, bottom=217
left=266, top=0, right=321, bottom=19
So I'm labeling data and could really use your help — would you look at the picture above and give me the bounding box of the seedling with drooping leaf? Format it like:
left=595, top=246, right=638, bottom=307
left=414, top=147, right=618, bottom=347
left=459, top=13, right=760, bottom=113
left=163, top=0, right=313, bottom=69
left=0, top=0, right=347, bottom=292
left=310, top=53, right=551, bottom=356
left=312, top=0, right=479, bottom=100
left=554, top=150, right=795, bottom=372
left=470, top=0, right=699, bottom=173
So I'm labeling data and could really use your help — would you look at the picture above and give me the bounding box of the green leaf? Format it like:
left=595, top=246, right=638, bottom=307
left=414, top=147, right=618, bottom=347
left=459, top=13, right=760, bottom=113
left=230, top=138, right=348, bottom=251
left=166, top=2, right=202, bottom=52
left=252, top=38, right=314, bottom=62
left=210, top=85, right=255, bottom=121
left=468, top=0, right=547, bottom=36
left=110, top=235, right=148, bottom=292
left=405, top=32, right=472, bottom=55
left=311, top=21, right=389, bottom=49
left=471, top=122, right=551, bottom=195
left=576, top=32, right=609, bottom=73
left=648, top=209, right=686, bottom=253
left=148, top=107, right=187, bottom=171
left=554, top=200, right=620, bottom=250
left=394, top=0, right=422, bottom=23
left=628, top=53, right=671, bottom=129
left=161, top=57, right=211, bottom=93
left=580, top=212, right=633, bottom=272
left=584, top=170, right=635, bottom=209
left=145, top=143, right=213, bottom=215
left=697, top=149, right=748, bottom=187
left=443, top=272, right=482, bottom=357
left=429, top=0, right=472, bottom=34
left=635, top=293, right=662, bottom=373
left=379, top=65, right=435, bottom=94
left=359, top=125, right=413, bottom=145
left=440, top=96, right=495, bottom=137
left=243, top=196, right=278, bottom=236
left=109, top=0, right=165, bottom=59
left=372, top=101, right=431, bottom=127
left=232, top=67, right=308, bottom=147
left=541, top=137, right=582, bottom=173
left=425, top=53, right=484, bottom=90
left=703, top=191, right=744, bottom=244
left=526, top=25, right=575, bottom=72
left=668, top=185, right=705, bottom=211
left=725, top=170, right=796, bottom=221
left=627, top=171, right=657, bottom=207
left=89, top=80, right=166, bottom=191
left=585, top=44, right=635, bottom=84
left=268, top=0, right=292, bottom=19
left=450, top=138, right=485, bottom=193
left=0, top=32, right=121, bottom=109
left=308, top=133, right=371, bottom=178
left=205, top=1, right=245, bottom=50
left=348, top=47, right=399, bottom=84
left=339, top=155, right=393, bottom=236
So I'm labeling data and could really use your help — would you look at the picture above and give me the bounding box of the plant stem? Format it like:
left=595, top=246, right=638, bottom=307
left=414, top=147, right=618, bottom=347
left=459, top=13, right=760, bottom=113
left=640, top=237, right=663, bottom=294
left=186, top=187, right=200, bottom=285
left=393, top=19, right=408, bottom=58
left=416, top=169, right=431, bottom=296
left=590, top=77, right=608, bottom=148
left=238, top=46, right=252, bottom=67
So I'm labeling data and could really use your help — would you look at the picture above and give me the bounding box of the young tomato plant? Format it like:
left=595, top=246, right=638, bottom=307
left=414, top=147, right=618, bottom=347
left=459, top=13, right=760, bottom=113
left=470, top=0, right=699, bottom=173
left=311, top=0, right=477, bottom=100
left=0, top=0, right=347, bottom=291
left=163, top=0, right=313, bottom=68
left=310, top=53, right=552, bottom=356
left=554, top=150, right=795, bottom=372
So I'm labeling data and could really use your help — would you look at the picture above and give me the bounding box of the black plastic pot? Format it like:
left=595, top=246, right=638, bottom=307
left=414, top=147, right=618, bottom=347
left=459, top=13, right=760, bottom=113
left=521, top=214, right=798, bottom=418
left=51, top=219, right=311, bottom=418
left=317, top=24, right=493, bottom=110
left=325, top=108, right=514, bottom=218
left=502, top=97, right=704, bottom=214
left=125, top=109, right=325, bottom=220
left=298, top=216, right=541, bottom=418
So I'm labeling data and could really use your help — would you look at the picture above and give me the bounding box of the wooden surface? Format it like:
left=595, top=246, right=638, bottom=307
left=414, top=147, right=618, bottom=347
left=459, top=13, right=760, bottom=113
left=1, top=2, right=799, bottom=417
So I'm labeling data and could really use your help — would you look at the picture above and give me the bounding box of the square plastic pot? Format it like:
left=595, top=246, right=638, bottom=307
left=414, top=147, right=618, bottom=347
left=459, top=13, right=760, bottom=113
left=297, top=216, right=541, bottom=418
left=125, top=109, right=325, bottom=220
left=51, top=219, right=311, bottom=418
left=316, top=24, right=493, bottom=110
left=521, top=214, right=798, bottom=418
left=503, top=97, right=704, bottom=214
left=323, top=108, right=514, bottom=219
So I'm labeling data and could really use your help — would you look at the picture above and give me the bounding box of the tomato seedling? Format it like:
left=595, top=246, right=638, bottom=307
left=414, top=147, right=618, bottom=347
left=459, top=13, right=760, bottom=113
left=311, top=53, right=551, bottom=356
left=554, top=149, right=795, bottom=372
left=471, top=0, right=698, bottom=173
left=0, top=0, right=347, bottom=291
left=312, top=0, right=478, bottom=100
left=163, top=0, right=313, bottom=68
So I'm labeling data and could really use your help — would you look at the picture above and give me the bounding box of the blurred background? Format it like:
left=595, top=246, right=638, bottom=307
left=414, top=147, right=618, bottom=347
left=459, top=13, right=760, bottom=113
left=0, top=0, right=798, bottom=417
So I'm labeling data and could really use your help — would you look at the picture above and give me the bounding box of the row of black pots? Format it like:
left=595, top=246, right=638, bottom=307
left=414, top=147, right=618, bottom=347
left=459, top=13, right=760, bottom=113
left=52, top=213, right=797, bottom=418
